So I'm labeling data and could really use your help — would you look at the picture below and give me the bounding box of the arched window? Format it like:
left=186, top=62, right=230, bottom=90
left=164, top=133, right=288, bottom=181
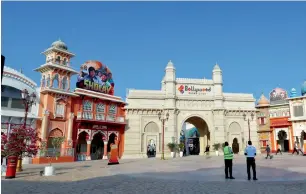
left=56, top=56, right=61, bottom=64
left=41, top=75, right=46, bottom=87
left=52, top=74, right=59, bottom=88
left=46, top=75, right=51, bottom=87
left=63, top=58, right=67, bottom=65
left=62, top=76, right=67, bottom=90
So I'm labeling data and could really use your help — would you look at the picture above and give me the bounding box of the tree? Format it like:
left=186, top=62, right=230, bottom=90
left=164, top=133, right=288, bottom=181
left=40, top=137, right=65, bottom=166
left=1, top=126, right=40, bottom=158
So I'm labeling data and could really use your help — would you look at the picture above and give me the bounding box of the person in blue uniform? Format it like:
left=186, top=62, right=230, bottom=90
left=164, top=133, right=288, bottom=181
left=244, top=141, right=258, bottom=181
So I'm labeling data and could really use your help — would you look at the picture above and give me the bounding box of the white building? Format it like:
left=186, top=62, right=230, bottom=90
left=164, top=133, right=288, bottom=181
left=288, top=83, right=306, bottom=153
left=1, top=66, right=40, bottom=163
left=124, top=61, right=259, bottom=158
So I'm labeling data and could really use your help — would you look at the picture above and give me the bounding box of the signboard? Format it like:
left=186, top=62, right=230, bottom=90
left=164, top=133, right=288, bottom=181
left=178, top=85, right=212, bottom=95
left=269, top=88, right=288, bottom=105
left=76, top=60, right=114, bottom=95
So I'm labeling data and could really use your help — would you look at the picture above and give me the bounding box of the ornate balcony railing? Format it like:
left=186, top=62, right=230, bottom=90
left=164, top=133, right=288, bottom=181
left=46, top=59, right=70, bottom=66
left=76, top=112, right=125, bottom=123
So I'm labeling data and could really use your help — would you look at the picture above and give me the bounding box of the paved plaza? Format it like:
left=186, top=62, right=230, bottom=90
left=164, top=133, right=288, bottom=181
left=2, top=154, right=306, bottom=194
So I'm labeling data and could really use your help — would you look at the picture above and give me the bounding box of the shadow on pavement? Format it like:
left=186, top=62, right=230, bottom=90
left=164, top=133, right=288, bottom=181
left=2, top=165, right=306, bottom=194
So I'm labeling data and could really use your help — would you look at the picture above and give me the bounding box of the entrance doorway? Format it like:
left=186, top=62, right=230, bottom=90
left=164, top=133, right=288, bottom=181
left=232, top=138, right=239, bottom=154
left=91, top=133, right=104, bottom=160
left=147, top=139, right=156, bottom=158
left=277, top=130, right=289, bottom=152
left=182, top=116, right=210, bottom=156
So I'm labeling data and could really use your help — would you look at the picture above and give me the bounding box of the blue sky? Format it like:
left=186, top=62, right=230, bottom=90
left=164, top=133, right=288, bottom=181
left=2, top=2, right=306, bottom=100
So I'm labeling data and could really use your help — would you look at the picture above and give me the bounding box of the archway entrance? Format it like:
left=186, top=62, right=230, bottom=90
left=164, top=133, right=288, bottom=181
left=76, top=131, right=88, bottom=161
left=232, top=138, right=239, bottom=154
left=278, top=130, right=289, bottom=152
left=182, top=116, right=210, bottom=156
left=90, top=133, right=104, bottom=160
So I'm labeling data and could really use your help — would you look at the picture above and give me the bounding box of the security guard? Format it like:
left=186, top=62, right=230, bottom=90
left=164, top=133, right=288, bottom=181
left=244, top=141, right=258, bottom=181
left=223, top=142, right=235, bottom=179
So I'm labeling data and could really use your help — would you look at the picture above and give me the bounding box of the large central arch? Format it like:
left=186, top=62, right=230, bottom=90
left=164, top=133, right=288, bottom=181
left=181, top=116, right=210, bottom=155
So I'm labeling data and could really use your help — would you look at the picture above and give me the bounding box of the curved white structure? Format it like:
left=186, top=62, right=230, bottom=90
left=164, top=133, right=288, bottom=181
left=1, top=66, right=40, bottom=164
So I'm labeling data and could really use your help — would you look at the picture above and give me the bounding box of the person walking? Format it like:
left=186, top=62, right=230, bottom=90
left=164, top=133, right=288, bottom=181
left=297, top=144, right=304, bottom=155
left=292, top=142, right=299, bottom=155
left=265, top=145, right=272, bottom=159
left=223, top=142, right=235, bottom=179
left=244, top=141, right=258, bottom=181
left=276, top=144, right=282, bottom=155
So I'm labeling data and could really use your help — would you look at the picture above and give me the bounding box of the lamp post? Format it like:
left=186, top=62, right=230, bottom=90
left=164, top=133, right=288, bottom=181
left=243, top=112, right=254, bottom=142
left=17, top=89, right=36, bottom=172
left=158, top=111, right=169, bottom=160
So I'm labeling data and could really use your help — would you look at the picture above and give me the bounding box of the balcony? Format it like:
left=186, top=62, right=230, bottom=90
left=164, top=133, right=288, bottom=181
left=46, top=58, right=70, bottom=66
left=76, top=111, right=125, bottom=124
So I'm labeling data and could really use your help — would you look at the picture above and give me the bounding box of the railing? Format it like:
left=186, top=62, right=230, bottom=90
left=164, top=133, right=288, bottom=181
left=38, top=148, right=74, bottom=157
left=76, top=111, right=125, bottom=123
left=46, top=59, right=70, bottom=67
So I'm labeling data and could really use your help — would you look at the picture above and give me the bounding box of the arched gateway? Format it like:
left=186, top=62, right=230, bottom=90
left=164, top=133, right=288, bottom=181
left=123, top=61, right=259, bottom=158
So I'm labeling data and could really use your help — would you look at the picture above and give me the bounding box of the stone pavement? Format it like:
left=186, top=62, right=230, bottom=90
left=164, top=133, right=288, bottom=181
left=1, top=154, right=306, bottom=194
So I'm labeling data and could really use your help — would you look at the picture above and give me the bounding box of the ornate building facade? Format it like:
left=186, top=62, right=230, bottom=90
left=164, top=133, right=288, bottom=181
left=124, top=61, right=259, bottom=158
left=288, top=82, right=306, bottom=154
left=33, top=40, right=126, bottom=164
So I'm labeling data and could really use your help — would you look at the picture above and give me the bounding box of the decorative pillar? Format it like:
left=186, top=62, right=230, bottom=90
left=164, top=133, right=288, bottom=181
left=86, top=141, right=91, bottom=160
left=103, top=141, right=108, bottom=160
left=289, top=126, right=293, bottom=151
left=41, top=110, right=50, bottom=140
left=67, top=113, right=74, bottom=141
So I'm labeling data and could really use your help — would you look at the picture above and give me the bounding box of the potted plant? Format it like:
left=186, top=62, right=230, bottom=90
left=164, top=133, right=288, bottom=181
left=40, top=137, right=64, bottom=176
left=178, top=142, right=185, bottom=157
left=213, top=143, right=221, bottom=156
left=167, top=142, right=177, bottom=158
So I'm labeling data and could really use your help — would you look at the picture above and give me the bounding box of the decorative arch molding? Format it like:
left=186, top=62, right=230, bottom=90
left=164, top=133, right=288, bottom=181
left=49, top=128, right=63, bottom=137
left=179, top=114, right=212, bottom=132
left=77, top=129, right=91, bottom=139
left=92, top=130, right=107, bottom=139
left=144, top=121, right=159, bottom=133
left=228, top=122, right=242, bottom=133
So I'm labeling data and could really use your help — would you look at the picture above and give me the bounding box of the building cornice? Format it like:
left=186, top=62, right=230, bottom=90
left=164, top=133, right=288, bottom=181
left=34, top=62, right=78, bottom=74
left=3, top=66, right=37, bottom=89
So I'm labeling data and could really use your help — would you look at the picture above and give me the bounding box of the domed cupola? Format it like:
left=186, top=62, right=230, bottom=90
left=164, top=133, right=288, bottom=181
left=290, top=88, right=297, bottom=98
left=51, top=39, right=68, bottom=50
left=257, top=93, right=270, bottom=107
left=302, top=80, right=306, bottom=96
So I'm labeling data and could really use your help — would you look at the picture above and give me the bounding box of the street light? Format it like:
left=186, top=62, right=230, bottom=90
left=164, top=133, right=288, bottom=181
left=158, top=111, right=169, bottom=160
left=243, top=112, right=254, bottom=142
left=17, top=89, right=36, bottom=172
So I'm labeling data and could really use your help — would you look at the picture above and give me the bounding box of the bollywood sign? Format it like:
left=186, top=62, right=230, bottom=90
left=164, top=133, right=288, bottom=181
left=76, top=60, right=114, bottom=95
left=178, top=85, right=212, bottom=95
left=269, top=88, right=288, bottom=105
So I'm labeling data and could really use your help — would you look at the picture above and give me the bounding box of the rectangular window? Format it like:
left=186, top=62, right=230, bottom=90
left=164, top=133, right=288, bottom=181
left=259, top=117, right=266, bottom=125
left=11, top=98, right=24, bottom=109
left=55, top=104, right=65, bottom=116
left=107, top=104, right=117, bottom=121
left=293, top=105, right=304, bottom=117
left=262, top=140, right=267, bottom=147
left=1, top=97, right=9, bottom=107
left=83, top=100, right=92, bottom=111
left=96, top=103, right=105, bottom=113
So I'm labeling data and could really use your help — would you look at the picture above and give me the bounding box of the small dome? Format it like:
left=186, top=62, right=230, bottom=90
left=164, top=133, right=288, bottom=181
left=302, top=80, right=306, bottom=96
left=213, top=62, right=221, bottom=70
left=257, top=93, right=270, bottom=106
left=290, top=88, right=297, bottom=98
left=51, top=39, right=68, bottom=50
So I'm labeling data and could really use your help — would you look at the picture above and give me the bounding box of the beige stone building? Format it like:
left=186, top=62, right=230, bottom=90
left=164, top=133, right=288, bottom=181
left=123, top=61, right=259, bottom=158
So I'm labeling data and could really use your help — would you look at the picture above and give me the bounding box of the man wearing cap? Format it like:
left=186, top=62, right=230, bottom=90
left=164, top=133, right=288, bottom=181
left=244, top=141, right=258, bottom=181
left=223, top=142, right=235, bottom=179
